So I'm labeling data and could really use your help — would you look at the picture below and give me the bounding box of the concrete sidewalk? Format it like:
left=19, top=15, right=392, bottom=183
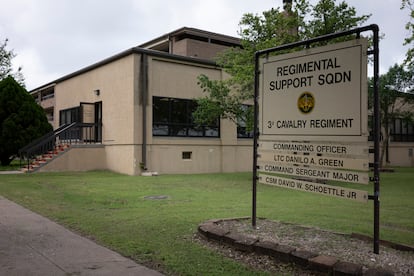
left=0, top=196, right=164, bottom=276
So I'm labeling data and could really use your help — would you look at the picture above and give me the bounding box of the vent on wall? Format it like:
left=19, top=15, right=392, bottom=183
left=182, top=151, right=192, bottom=160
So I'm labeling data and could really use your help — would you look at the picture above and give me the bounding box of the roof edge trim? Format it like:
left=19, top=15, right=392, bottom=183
left=30, top=47, right=218, bottom=92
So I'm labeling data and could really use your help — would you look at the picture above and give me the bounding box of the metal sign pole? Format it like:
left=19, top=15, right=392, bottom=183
left=372, top=25, right=380, bottom=254
left=252, top=25, right=380, bottom=253
left=252, top=52, right=260, bottom=228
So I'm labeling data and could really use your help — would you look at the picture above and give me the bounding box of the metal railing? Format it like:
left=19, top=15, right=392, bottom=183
left=19, top=122, right=99, bottom=171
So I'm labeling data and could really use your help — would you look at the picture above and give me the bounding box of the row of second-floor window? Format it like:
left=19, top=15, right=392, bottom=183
left=152, top=96, right=253, bottom=138
left=390, top=117, right=414, bottom=142
left=33, top=90, right=54, bottom=103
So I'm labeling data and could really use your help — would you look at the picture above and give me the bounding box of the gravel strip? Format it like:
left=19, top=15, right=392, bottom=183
left=195, top=234, right=322, bottom=275
left=210, top=219, right=413, bottom=275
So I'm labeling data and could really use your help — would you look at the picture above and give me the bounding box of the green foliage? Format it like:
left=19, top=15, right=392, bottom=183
left=195, top=0, right=371, bottom=128
left=194, top=74, right=248, bottom=125
left=369, top=64, right=414, bottom=165
left=402, top=0, right=414, bottom=70
left=0, top=76, right=52, bottom=165
left=304, top=0, right=370, bottom=39
left=0, top=38, right=25, bottom=86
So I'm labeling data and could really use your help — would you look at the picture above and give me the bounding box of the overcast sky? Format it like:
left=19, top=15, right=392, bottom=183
left=0, top=0, right=410, bottom=90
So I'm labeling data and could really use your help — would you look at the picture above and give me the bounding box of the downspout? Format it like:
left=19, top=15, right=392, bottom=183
left=140, top=53, right=148, bottom=171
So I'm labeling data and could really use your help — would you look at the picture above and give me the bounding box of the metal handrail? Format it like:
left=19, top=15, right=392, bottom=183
left=18, top=123, right=75, bottom=154
left=19, top=122, right=99, bottom=171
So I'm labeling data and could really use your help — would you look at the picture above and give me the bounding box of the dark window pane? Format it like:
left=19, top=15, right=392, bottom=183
left=59, top=106, right=80, bottom=126
left=205, top=127, right=219, bottom=137
left=237, top=126, right=253, bottom=138
left=408, top=124, right=414, bottom=135
left=237, top=104, right=253, bottom=138
left=153, top=97, right=170, bottom=123
left=153, top=124, right=169, bottom=136
left=171, top=100, right=187, bottom=123
left=170, top=124, right=187, bottom=136
left=188, top=126, right=204, bottom=137
left=152, top=96, right=219, bottom=138
left=402, top=120, right=409, bottom=135
left=395, top=118, right=402, bottom=134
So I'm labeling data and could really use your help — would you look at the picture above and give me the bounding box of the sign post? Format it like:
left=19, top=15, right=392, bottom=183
left=252, top=25, right=380, bottom=254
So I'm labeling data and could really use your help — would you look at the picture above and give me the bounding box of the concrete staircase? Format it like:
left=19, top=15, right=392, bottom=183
left=21, top=144, right=71, bottom=173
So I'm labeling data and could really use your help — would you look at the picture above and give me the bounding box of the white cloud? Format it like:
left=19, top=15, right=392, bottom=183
left=0, top=0, right=410, bottom=89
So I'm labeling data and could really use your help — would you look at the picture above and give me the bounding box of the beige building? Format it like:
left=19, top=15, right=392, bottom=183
left=379, top=96, right=414, bottom=167
left=29, top=27, right=414, bottom=174
left=30, top=27, right=253, bottom=175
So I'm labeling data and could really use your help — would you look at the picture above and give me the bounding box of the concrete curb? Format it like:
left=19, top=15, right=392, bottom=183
left=198, top=218, right=395, bottom=276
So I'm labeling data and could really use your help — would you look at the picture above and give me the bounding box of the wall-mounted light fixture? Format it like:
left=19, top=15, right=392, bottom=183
left=94, top=89, right=100, bottom=96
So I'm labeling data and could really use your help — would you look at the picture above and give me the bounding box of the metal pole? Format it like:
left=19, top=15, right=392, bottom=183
left=252, top=53, right=260, bottom=227
left=372, top=24, right=380, bottom=254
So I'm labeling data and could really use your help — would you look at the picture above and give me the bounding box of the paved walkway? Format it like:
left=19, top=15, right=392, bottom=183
left=0, top=171, right=23, bottom=174
left=0, top=196, right=164, bottom=276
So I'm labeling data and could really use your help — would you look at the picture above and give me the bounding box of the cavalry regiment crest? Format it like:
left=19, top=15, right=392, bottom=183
left=297, top=92, right=315, bottom=114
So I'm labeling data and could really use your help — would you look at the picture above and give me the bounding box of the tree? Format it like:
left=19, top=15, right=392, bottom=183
left=402, top=0, right=414, bottom=71
left=0, top=38, right=25, bottom=85
left=0, top=77, right=52, bottom=165
left=194, top=0, right=370, bottom=127
left=369, top=64, right=414, bottom=166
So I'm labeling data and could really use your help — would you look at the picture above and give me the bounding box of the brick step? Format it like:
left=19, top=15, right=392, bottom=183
left=21, top=144, right=71, bottom=173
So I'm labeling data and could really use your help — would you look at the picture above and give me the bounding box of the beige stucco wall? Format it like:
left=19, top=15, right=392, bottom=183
left=53, top=54, right=140, bottom=175
left=144, top=57, right=253, bottom=174
left=149, top=58, right=220, bottom=99
left=42, top=53, right=254, bottom=175
left=38, top=146, right=106, bottom=172
left=387, top=143, right=414, bottom=166
left=54, top=55, right=136, bottom=141
left=105, top=144, right=141, bottom=175
left=147, top=142, right=222, bottom=174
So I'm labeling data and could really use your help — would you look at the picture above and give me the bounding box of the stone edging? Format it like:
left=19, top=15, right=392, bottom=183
left=198, top=218, right=394, bottom=276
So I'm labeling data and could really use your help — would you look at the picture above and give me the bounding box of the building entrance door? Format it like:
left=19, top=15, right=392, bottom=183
left=95, top=101, right=102, bottom=142
left=80, top=102, right=102, bottom=142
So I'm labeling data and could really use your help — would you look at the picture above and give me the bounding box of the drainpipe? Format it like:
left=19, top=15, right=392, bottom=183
left=140, top=53, right=148, bottom=171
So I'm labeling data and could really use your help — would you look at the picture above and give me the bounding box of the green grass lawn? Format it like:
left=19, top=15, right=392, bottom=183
left=0, top=168, right=413, bottom=275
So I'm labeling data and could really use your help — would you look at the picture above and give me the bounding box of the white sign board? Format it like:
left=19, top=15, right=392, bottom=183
left=258, top=150, right=370, bottom=171
left=260, top=39, right=368, bottom=141
left=259, top=141, right=369, bottom=157
left=259, top=173, right=368, bottom=203
left=258, top=162, right=369, bottom=184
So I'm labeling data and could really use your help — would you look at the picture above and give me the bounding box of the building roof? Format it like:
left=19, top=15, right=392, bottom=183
left=31, top=38, right=220, bottom=93
left=139, top=26, right=241, bottom=52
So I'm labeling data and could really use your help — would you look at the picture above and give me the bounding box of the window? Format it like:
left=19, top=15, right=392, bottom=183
left=390, top=118, right=414, bottom=142
left=153, top=97, right=219, bottom=137
left=368, top=115, right=373, bottom=141
left=237, top=105, right=254, bottom=138
left=59, top=106, right=80, bottom=126
left=46, top=108, right=54, bottom=122
left=182, top=151, right=192, bottom=160
left=41, top=90, right=54, bottom=101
